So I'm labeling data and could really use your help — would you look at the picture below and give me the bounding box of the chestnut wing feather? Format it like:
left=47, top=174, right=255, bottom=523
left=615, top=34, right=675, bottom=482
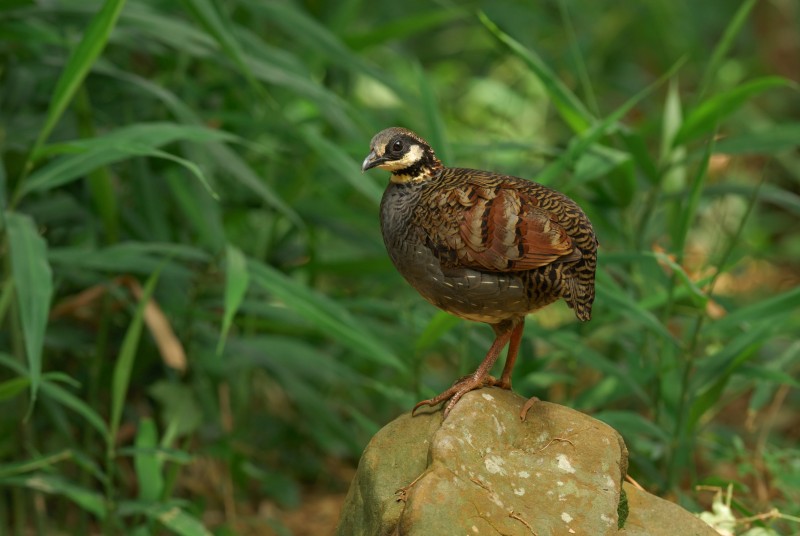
left=421, top=180, right=578, bottom=272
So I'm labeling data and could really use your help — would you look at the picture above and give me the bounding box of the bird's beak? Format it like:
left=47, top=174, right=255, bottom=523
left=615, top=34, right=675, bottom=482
left=361, top=150, right=385, bottom=172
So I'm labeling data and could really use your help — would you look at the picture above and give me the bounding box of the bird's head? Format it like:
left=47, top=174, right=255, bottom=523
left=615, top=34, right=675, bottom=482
left=361, top=127, right=442, bottom=183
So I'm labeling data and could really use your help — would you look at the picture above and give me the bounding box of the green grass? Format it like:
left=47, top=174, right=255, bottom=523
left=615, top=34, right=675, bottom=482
left=1, top=0, right=799, bottom=534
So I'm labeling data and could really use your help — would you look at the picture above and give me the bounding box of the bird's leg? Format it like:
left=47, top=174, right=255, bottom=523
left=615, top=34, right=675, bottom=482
left=412, top=321, right=515, bottom=419
left=493, top=318, right=525, bottom=390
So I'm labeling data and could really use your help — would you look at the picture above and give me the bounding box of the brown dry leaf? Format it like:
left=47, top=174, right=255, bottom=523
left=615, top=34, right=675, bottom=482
left=123, top=276, right=187, bottom=373
left=52, top=276, right=187, bottom=373
left=705, top=299, right=727, bottom=320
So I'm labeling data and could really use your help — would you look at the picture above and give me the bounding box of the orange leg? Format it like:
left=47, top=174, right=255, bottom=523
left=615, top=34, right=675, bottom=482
left=494, top=319, right=525, bottom=390
left=412, top=319, right=519, bottom=419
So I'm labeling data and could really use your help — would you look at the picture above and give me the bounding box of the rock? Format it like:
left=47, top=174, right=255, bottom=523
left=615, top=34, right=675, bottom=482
left=337, top=387, right=716, bottom=536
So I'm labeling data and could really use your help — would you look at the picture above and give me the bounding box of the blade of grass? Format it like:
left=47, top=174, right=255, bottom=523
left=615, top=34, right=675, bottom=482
left=2, top=474, right=106, bottom=519
left=557, top=0, right=599, bottom=116
left=696, top=0, right=758, bottom=101
left=217, top=245, right=249, bottom=356
left=300, top=127, right=384, bottom=203
left=21, top=122, right=234, bottom=198
left=179, top=0, right=264, bottom=100
left=478, top=10, right=594, bottom=134
left=134, top=418, right=163, bottom=502
left=6, top=212, right=53, bottom=409
left=536, top=57, right=686, bottom=185
left=674, top=136, right=715, bottom=258
left=714, top=123, right=800, bottom=154
left=109, top=271, right=160, bottom=445
left=20, top=0, right=127, bottom=179
left=248, top=260, right=404, bottom=371
left=675, top=76, right=795, bottom=146
left=144, top=504, right=213, bottom=536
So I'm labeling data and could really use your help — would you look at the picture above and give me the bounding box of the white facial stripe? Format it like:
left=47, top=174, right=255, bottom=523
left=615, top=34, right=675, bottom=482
left=380, top=144, right=423, bottom=171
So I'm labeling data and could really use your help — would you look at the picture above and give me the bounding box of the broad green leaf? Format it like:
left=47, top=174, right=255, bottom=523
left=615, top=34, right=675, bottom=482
left=41, top=381, right=109, bottom=442
left=415, top=311, right=461, bottom=352
left=479, top=11, right=594, bottom=134
left=0, top=377, right=29, bottom=402
left=49, top=242, right=209, bottom=276
left=248, top=260, right=404, bottom=371
left=660, top=77, right=687, bottom=193
left=26, top=0, right=127, bottom=164
left=217, top=244, right=249, bottom=356
left=707, top=286, right=800, bottom=333
left=715, top=123, right=800, bottom=155
left=110, top=272, right=160, bottom=445
left=571, top=144, right=632, bottom=187
left=22, top=123, right=233, bottom=197
left=144, top=504, right=213, bottom=536
left=149, top=381, right=203, bottom=443
left=134, top=418, right=163, bottom=501
left=594, top=410, right=670, bottom=442
left=6, top=212, right=53, bottom=406
left=2, top=474, right=106, bottom=519
left=675, top=77, right=795, bottom=146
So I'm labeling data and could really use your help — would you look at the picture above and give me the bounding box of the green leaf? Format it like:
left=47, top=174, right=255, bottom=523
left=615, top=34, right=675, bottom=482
left=300, top=127, right=384, bottom=203
left=707, top=286, right=800, bottom=333
left=595, top=410, right=670, bottom=442
left=179, top=0, right=262, bottom=97
left=478, top=11, right=594, bottom=134
left=0, top=377, right=30, bottom=402
left=109, top=271, right=160, bottom=445
left=345, top=9, right=464, bottom=50
left=697, top=0, right=758, bottom=100
left=715, top=123, right=800, bottom=155
left=25, top=0, right=127, bottom=164
left=674, top=77, right=795, bottom=145
left=21, top=123, right=233, bottom=198
left=134, top=418, right=163, bottom=502
left=217, top=244, right=249, bottom=356
left=536, top=57, right=685, bottom=185
left=2, top=473, right=106, bottom=519
left=144, top=504, right=213, bottom=536
left=415, top=312, right=461, bottom=352
left=595, top=279, right=680, bottom=346
left=248, top=260, right=405, bottom=371
left=6, top=212, right=53, bottom=407
left=41, top=381, right=109, bottom=442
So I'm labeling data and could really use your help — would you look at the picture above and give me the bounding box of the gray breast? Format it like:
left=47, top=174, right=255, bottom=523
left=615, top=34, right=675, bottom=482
left=380, top=183, right=531, bottom=324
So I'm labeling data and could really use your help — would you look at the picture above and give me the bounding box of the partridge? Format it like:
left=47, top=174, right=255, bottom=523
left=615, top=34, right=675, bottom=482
left=362, top=127, right=597, bottom=419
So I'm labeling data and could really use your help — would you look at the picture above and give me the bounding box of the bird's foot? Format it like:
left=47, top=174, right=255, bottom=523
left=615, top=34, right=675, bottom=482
left=519, top=395, right=541, bottom=422
left=412, top=374, right=496, bottom=419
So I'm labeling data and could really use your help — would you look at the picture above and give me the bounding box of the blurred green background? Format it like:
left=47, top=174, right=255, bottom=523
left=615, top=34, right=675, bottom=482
left=1, top=0, right=799, bottom=534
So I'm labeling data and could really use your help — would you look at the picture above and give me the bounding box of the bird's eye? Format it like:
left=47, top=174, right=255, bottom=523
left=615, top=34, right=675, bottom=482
left=391, top=140, right=404, bottom=153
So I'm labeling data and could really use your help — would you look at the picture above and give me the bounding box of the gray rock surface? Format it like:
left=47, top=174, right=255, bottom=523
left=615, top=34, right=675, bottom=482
left=337, top=387, right=716, bottom=536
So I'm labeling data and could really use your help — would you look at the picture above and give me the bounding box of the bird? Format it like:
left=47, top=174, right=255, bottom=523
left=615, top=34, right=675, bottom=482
left=362, top=127, right=597, bottom=419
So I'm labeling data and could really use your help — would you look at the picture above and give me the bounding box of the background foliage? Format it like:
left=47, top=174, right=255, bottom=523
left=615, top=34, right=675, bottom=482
left=1, top=0, right=799, bottom=534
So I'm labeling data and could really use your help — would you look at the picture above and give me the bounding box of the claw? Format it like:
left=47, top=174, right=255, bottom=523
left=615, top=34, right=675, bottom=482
left=412, top=375, right=496, bottom=419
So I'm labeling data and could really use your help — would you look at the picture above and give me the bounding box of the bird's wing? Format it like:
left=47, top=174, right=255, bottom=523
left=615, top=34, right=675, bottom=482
left=420, top=181, right=579, bottom=272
